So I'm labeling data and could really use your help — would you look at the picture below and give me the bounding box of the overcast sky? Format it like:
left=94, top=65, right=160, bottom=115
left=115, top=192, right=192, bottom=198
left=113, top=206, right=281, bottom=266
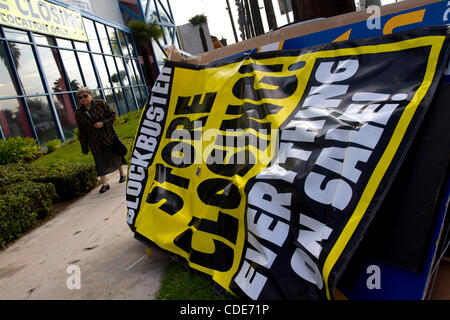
left=169, top=0, right=398, bottom=45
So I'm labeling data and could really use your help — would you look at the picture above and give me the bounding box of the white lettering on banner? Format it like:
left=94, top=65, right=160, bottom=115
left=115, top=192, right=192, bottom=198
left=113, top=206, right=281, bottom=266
left=126, top=67, right=172, bottom=225
left=236, top=58, right=409, bottom=298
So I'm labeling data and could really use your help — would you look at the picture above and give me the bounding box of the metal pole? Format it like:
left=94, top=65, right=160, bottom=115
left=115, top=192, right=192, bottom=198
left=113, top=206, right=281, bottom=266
left=226, top=0, right=239, bottom=43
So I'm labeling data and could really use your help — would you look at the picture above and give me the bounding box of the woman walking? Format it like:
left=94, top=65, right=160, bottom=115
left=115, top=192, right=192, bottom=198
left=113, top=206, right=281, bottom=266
left=75, top=87, right=127, bottom=193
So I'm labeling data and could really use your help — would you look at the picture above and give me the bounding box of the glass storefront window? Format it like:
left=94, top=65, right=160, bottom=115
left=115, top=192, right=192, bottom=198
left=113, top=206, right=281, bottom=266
left=124, top=87, right=137, bottom=111
left=93, top=54, right=111, bottom=88
left=14, top=43, right=45, bottom=95
left=96, top=23, right=112, bottom=55
left=83, top=18, right=101, bottom=53
left=115, top=57, right=129, bottom=86
left=34, top=33, right=56, bottom=46
left=125, top=33, right=137, bottom=58
left=26, top=96, right=59, bottom=145
left=132, top=59, right=144, bottom=85
left=107, top=26, right=121, bottom=56
left=56, top=38, right=73, bottom=49
left=59, top=50, right=83, bottom=91
left=38, top=46, right=69, bottom=93
left=77, top=52, right=98, bottom=89
left=151, top=39, right=166, bottom=65
left=74, top=41, right=88, bottom=51
left=118, top=30, right=128, bottom=58
left=52, top=93, right=76, bottom=138
left=0, top=42, right=19, bottom=98
left=3, top=27, right=29, bottom=42
left=0, top=98, right=33, bottom=138
left=134, top=86, right=144, bottom=108
left=103, top=89, right=119, bottom=115
left=104, top=55, right=119, bottom=86
left=141, top=0, right=149, bottom=15
left=125, top=58, right=138, bottom=85
left=114, top=88, right=128, bottom=115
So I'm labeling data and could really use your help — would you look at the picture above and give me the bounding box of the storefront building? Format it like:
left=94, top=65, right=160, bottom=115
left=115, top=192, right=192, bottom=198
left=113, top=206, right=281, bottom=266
left=119, top=0, right=180, bottom=73
left=0, top=0, right=149, bottom=146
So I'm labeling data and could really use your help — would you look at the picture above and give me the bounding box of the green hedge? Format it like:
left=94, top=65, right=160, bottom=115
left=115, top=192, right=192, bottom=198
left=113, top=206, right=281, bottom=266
left=0, top=193, right=34, bottom=248
left=0, top=163, right=97, bottom=200
left=31, top=163, right=97, bottom=200
left=0, top=163, right=97, bottom=248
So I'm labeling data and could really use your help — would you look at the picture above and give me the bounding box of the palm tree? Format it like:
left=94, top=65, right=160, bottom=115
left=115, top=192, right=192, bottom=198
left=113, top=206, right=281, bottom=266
left=127, top=20, right=163, bottom=85
left=0, top=42, right=21, bottom=70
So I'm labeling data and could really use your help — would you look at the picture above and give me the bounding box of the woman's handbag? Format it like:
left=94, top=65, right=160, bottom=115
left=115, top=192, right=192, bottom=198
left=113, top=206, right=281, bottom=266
left=111, top=135, right=127, bottom=156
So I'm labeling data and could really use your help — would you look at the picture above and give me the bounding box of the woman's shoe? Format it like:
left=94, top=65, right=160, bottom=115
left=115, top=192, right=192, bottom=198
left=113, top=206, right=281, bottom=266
left=99, top=184, right=110, bottom=193
left=119, top=175, right=126, bottom=183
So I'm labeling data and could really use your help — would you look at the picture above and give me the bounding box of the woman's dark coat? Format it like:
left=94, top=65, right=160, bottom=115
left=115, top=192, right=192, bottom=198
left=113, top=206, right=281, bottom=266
left=75, top=99, right=116, bottom=154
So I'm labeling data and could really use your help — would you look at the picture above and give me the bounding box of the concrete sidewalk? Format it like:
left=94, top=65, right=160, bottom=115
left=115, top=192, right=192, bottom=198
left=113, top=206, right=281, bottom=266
left=0, top=171, right=168, bottom=300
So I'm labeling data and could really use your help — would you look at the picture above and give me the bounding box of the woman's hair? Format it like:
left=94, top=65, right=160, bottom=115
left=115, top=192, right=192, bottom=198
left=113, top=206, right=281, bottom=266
left=76, top=87, right=92, bottom=98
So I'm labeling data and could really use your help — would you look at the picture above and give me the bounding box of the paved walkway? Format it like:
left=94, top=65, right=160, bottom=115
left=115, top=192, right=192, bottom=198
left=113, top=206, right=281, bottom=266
left=0, top=171, right=169, bottom=299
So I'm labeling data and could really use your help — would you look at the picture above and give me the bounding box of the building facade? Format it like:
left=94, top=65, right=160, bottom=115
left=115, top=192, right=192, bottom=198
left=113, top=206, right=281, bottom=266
left=119, top=0, right=180, bottom=72
left=0, top=0, right=149, bottom=146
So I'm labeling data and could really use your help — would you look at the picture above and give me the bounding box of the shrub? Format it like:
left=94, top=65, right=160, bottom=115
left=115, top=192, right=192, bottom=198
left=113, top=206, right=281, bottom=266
left=0, top=163, right=39, bottom=188
left=0, top=137, right=40, bottom=164
left=0, top=182, right=57, bottom=220
left=0, top=193, right=35, bottom=248
left=31, top=163, right=97, bottom=200
left=0, top=163, right=97, bottom=201
left=46, top=139, right=61, bottom=154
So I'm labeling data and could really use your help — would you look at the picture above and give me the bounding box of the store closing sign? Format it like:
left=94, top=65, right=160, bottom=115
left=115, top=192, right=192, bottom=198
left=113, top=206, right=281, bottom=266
left=126, top=27, right=450, bottom=300
left=0, top=0, right=87, bottom=41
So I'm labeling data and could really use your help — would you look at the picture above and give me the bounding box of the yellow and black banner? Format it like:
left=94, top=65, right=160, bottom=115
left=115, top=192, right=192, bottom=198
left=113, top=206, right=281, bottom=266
left=126, top=27, right=450, bottom=299
left=0, top=0, right=87, bottom=41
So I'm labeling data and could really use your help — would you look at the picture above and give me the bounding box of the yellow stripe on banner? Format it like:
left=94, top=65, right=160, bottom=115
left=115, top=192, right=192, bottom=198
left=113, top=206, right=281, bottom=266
left=321, top=35, right=445, bottom=300
left=277, top=40, right=285, bottom=50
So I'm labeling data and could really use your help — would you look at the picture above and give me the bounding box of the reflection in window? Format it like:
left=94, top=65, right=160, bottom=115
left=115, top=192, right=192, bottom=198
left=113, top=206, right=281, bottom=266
left=0, top=42, right=20, bottom=98
left=103, top=89, right=119, bottom=115
left=125, top=33, right=137, bottom=58
left=115, top=57, right=129, bottom=86
left=0, top=98, right=33, bottom=138
left=104, top=55, right=119, bottom=86
left=132, top=59, right=144, bottom=84
left=56, top=38, right=73, bottom=49
left=124, top=87, right=137, bottom=111
left=59, top=50, right=83, bottom=91
left=3, top=27, right=29, bottom=42
left=107, top=26, right=121, bottom=56
left=77, top=52, right=98, bottom=89
left=151, top=39, right=166, bottom=66
left=74, top=41, right=88, bottom=51
left=93, top=54, right=111, bottom=88
left=141, top=0, right=148, bottom=15
left=96, top=23, right=112, bottom=55
left=118, top=30, right=128, bottom=57
left=52, top=93, right=76, bottom=139
left=26, top=96, right=59, bottom=145
left=34, top=33, right=56, bottom=46
left=125, top=58, right=138, bottom=85
left=38, top=46, right=69, bottom=93
left=114, top=88, right=128, bottom=115
left=133, top=86, right=144, bottom=108
left=83, top=18, right=101, bottom=52
left=14, top=43, right=45, bottom=95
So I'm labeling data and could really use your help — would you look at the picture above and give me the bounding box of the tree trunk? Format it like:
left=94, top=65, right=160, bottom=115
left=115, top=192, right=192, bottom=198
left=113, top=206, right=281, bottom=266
left=263, top=0, right=278, bottom=31
left=249, top=0, right=264, bottom=36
